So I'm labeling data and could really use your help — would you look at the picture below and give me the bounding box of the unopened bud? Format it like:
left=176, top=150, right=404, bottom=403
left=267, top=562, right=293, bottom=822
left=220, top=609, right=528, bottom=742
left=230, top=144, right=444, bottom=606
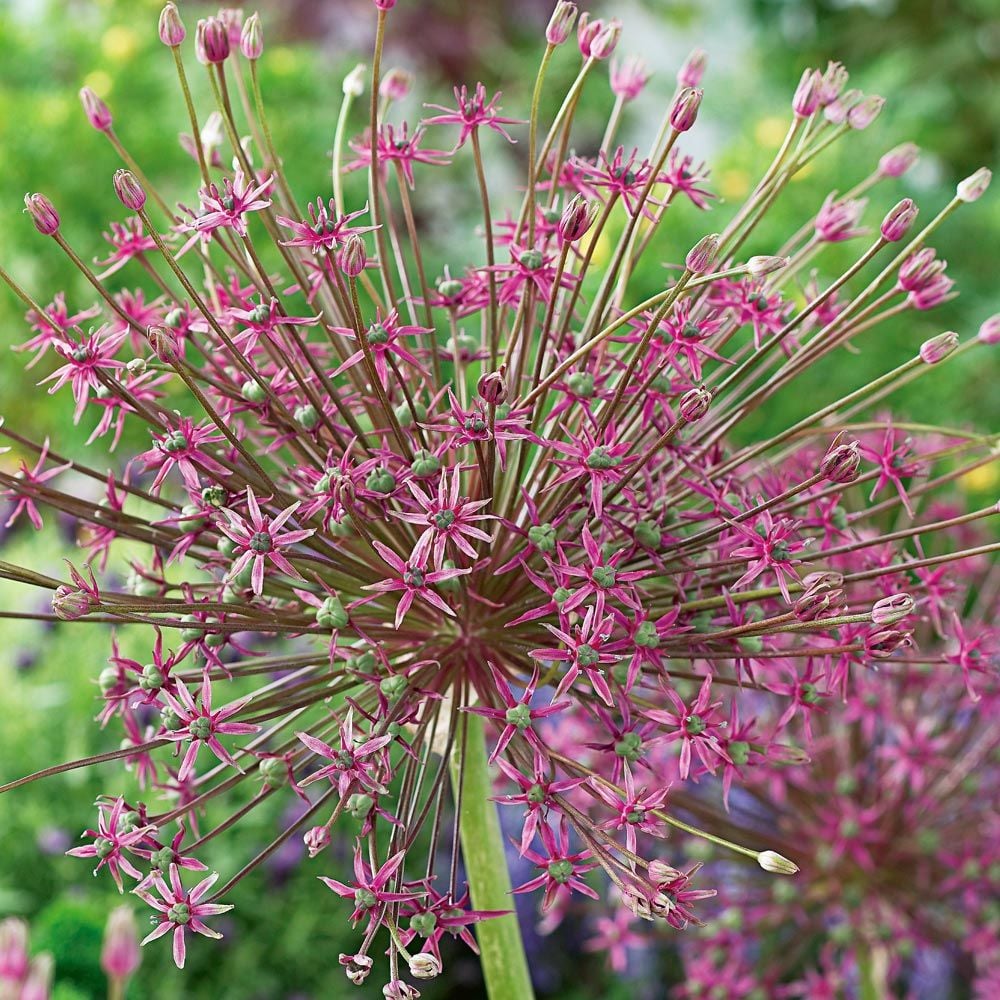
left=240, top=13, right=263, bottom=60
left=305, top=826, right=331, bottom=857
left=757, top=850, right=799, bottom=875
left=558, top=194, right=598, bottom=243
left=158, top=3, right=186, bottom=47
left=590, top=19, right=622, bottom=60
left=577, top=13, right=602, bottom=57
left=685, top=233, right=719, bottom=274
left=871, top=593, right=914, bottom=626
left=338, top=235, right=367, bottom=277
left=919, top=331, right=959, bottom=365
left=669, top=87, right=703, bottom=133
left=546, top=1, right=578, bottom=46
left=823, top=87, right=860, bottom=125
left=373, top=0, right=398, bottom=9
left=380, top=68, right=412, bottom=102
left=648, top=860, right=683, bottom=886
left=408, top=953, right=442, bottom=980
left=343, top=64, right=367, bottom=98
left=196, top=17, right=231, bottom=64
left=679, top=385, right=712, bottom=422
left=383, top=981, right=422, bottom=1000
left=477, top=368, right=508, bottom=405
left=52, top=584, right=94, bottom=620
left=865, top=625, right=912, bottom=658
left=818, top=61, right=848, bottom=106
left=677, top=48, right=707, bottom=89
left=146, top=325, right=182, bottom=364
left=79, top=87, right=112, bottom=131
left=847, top=95, right=884, bottom=130
left=0, top=918, right=30, bottom=982
left=801, top=570, right=844, bottom=592
left=878, top=141, right=919, bottom=178
left=339, top=953, right=374, bottom=985
left=957, top=167, right=991, bottom=203
left=113, top=169, right=146, bottom=213
left=792, top=68, right=823, bottom=118
left=24, top=193, right=60, bottom=236
left=101, top=906, right=141, bottom=981
left=880, top=198, right=918, bottom=242
left=794, top=588, right=835, bottom=622
left=978, top=314, right=1000, bottom=345
left=746, top=255, right=788, bottom=277
left=821, top=439, right=861, bottom=484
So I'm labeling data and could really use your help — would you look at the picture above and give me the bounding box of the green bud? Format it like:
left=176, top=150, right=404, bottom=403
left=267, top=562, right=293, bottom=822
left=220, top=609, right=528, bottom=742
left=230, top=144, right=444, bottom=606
left=241, top=379, right=267, bottom=403
left=528, top=523, right=557, bottom=553
left=635, top=520, right=661, bottom=549
left=410, top=449, right=441, bottom=478
left=316, top=595, right=349, bottom=630
left=366, top=467, right=396, bottom=494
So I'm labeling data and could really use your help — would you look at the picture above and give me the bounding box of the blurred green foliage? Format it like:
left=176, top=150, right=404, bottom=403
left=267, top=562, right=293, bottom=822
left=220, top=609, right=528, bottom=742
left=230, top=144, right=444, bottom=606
left=0, top=1, right=996, bottom=997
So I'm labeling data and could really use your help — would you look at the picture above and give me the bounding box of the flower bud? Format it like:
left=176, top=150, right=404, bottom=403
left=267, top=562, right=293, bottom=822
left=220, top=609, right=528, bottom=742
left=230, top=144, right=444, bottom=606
left=669, top=87, right=703, bottom=133
left=380, top=67, right=412, bottom=102
left=746, top=255, right=788, bottom=277
left=52, top=584, right=94, bottom=620
left=373, top=0, right=398, bottom=10
left=871, top=593, right=914, bottom=626
left=577, top=14, right=602, bottom=57
left=340, top=953, right=374, bottom=985
left=146, top=325, right=182, bottom=364
left=957, top=167, right=991, bottom=203
left=477, top=368, right=508, bottom=405
left=338, top=235, right=367, bottom=277
left=878, top=141, right=919, bottom=178
left=792, top=68, right=823, bottom=118
left=823, top=87, right=860, bottom=125
left=590, top=20, right=622, bottom=61
left=409, top=953, right=442, bottom=980
left=685, top=233, right=719, bottom=274
left=794, top=588, right=835, bottom=622
left=610, top=56, right=649, bottom=103
left=24, top=193, right=60, bottom=236
left=0, top=917, right=30, bottom=982
left=304, top=825, right=331, bottom=858
left=801, top=570, right=844, bottom=592
left=679, top=385, right=712, bottom=422
left=158, top=3, right=186, bottom=47
left=880, top=198, right=918, bottom=242
left=20, top=954, right=53, bottom=1000
left=648, top=860, right=683, bottom=886
left=757, top=850, right=799, bottom=875
left=101, top=906, right=141, bottom=981
left=677, top=48, right=707, bottom=89
left=817, top=61, right=848, bottom=106
left=820, top=438, right=861, bottom=484
left=919, top=331, right=959, bottom=365
left=558, top=194, right=597, bottom=243
left=343, top=63, right=367, bottom=97
left=240, top=13, right=263, bottom=60
left=865, top=626, right=912, bottom=658
left=79, top=87, right=112, bottom=131
left=113, top=169, right=146, bottom=213
left=847, top=95, right=884, bottom=130
left=384, top=981, right=422, bottom=1000
left=546, top=1, right=578, bottom=46
left=196, top=17, right=231, bottom=64
left=977, top=314, right=1000, bottom=345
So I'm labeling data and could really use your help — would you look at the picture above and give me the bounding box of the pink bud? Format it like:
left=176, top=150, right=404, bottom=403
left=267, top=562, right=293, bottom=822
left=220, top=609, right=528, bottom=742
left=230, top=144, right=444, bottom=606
left=977, top=314, right=1000, bottom=345
left=380, top=68, right=413, bottom=102
left=373, top=0, right=398, bottom=9
left=820, top=438, right=861, bottom=484
left=648, top=860, right=683, bottom=886
left=577, top=13, right=602, bottom=58
left=338, top=235, right=367, bottom=277
left=878, top=141, right=919, bottom=178
left=919, top=331, right=959, bottom=365
left=0, top=918, right=30, bottom=982
left=847, top=95, right=884, bottom=130
left=685, top=232, right=719, bottom=274
left=218, top=8, right=244, bottom=46
left=817, top=61, right=848, bottom=106
left=113, top=169, right=146, bottom=213
left=897, top=247, right=941, bottom=292
left=871, top=593, right=914, bottom=626
left=880, top=198, right=918, bottom=242
left=52, top=584, right=94, bottom=620
left=79, top=87, right=112, bottom=131
left=610, top=55, right=650, bottom=102
left=19, top=955, right=52, bottom=1000
left=477, top=368, right=508, bottom=405
left=792, top=68, right=823, bottom=118
left=240, top=12, right=263, bottom=60
left=146, top=325, right=182, bottom=364
left=305, top=826, right=331, bottom=857
left=823, top=87, right=860, bottom=125
left=669, top=87, right=703, bottom=133
left=746, top=255, right=789, bottom=277
left=158, top=3, right=186, bottom=47
left=196, top=17, right=231, bottom=65
left=546, top=1, right=578, bottom=46
left=101, top=906, right=141, bottom=981
left=23, top=193, right=60, bottom=236
left=794, top=588, right=835, bottom=622
left=679, top=386, right=712, bottom=421
left=590, top=19, right=622, bottom=61
left=865, top=626, right=912, bottom=659
left=957, top=167, right=991, bottom=203
left=558, top=195, right=597, bottom=243
left=676, top=48, right=707, bottom=89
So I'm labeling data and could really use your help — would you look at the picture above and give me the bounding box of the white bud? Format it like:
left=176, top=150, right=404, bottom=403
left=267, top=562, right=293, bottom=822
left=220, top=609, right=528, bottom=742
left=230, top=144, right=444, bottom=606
left=343, top=63, right=367, bottom=97
left=757, top=850, right=799, bottom=875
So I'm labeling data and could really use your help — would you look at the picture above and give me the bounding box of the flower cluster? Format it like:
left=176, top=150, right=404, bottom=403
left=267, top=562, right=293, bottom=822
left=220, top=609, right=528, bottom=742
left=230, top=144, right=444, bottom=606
left=0, top=2, right=996, bottom=995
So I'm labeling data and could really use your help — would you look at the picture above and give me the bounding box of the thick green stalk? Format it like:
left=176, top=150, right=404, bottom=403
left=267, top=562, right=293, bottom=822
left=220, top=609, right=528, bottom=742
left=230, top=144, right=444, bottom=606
left=451, top=714, right=535, bottom=1000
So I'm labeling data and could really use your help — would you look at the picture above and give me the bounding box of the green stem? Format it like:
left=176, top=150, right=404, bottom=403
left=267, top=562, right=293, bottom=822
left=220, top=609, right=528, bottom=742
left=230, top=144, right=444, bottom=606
left=450, top=714, right=535, bottom=1000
